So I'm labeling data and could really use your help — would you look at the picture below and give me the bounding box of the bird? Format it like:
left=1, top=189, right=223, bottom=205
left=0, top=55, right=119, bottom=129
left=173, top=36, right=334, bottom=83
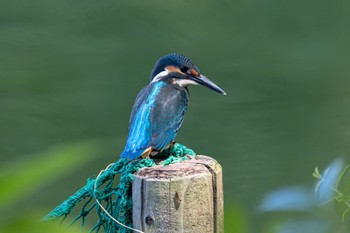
left=120, top=53, right=226, bottom=160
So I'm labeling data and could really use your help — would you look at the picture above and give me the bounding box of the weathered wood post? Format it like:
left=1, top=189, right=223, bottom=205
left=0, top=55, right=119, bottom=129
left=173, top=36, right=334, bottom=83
left=132, top=155, right=223, bottom=233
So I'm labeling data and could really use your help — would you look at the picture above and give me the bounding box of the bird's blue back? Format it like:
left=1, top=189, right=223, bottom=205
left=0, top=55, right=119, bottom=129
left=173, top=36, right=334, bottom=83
left=120, top=80, right=188, bottom=160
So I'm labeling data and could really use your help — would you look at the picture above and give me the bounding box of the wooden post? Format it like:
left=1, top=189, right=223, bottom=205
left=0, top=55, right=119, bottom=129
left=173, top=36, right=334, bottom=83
left=132, top=155, right=223, bottom=233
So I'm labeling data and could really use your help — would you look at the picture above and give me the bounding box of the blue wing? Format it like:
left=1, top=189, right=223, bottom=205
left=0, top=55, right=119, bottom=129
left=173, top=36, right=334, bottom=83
left=120, top=81, right=188, bottom=160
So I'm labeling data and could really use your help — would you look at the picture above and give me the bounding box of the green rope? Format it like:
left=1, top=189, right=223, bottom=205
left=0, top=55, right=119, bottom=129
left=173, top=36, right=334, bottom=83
left=43, top=143, right=195, bottom=233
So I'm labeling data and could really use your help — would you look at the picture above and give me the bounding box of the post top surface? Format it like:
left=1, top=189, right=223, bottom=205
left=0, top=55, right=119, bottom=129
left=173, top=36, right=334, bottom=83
left=133, top=155, right=221, bottom=179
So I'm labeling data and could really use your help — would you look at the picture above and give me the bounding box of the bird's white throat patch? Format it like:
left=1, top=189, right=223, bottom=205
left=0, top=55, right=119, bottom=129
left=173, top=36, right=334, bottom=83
left=173, top=79, right=198, bottom=87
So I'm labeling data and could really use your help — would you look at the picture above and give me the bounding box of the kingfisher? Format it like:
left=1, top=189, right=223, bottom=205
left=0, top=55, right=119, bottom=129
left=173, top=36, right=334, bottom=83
left=120, top=53, right=226, bottom=160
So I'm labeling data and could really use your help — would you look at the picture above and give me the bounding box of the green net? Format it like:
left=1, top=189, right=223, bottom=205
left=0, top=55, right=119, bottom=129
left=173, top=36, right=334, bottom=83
left=43, top=143, right=196, bottom=233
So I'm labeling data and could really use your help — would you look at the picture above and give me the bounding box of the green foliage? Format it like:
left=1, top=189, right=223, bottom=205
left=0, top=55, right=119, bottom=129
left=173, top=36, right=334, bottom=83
left=1, top=212, right=82, bottom=233
left=314, top=164, right=350, bottom=222
left=224, top=203, right=249, bottom=233
left=0, top=140, right=104, bottom=233
left=0, top=141, right=101, bottom=208
left=260, top=158, right=350, bottom=233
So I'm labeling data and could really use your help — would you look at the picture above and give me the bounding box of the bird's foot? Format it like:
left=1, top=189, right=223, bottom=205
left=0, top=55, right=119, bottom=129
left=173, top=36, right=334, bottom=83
left=141, top=147, right=153, bottom=159
left=169, top=141, right=175, bottom=151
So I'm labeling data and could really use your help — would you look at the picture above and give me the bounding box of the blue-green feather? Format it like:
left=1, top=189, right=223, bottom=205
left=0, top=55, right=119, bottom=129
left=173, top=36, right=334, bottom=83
left=120, top=80, right=188, bottom=160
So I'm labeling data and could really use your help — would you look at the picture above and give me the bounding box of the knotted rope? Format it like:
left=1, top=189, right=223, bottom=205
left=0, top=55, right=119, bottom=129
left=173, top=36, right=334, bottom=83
left=43, top=143, right=195, bottom=233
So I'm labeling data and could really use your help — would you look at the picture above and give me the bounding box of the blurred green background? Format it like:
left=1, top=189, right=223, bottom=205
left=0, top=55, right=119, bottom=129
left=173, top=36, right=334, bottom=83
left=1, top=0, right=350, bottom=232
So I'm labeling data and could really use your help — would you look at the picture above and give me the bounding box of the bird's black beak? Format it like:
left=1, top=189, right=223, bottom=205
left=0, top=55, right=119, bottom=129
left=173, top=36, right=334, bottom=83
left=192, top=74, right=226, bottom=95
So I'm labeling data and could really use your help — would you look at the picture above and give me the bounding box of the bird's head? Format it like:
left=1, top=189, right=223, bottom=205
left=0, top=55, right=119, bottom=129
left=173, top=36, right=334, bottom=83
left=150, top=53, right=226, bottom=95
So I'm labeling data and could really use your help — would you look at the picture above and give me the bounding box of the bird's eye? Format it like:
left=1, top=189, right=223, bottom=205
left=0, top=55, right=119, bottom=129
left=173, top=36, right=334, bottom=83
left=180, top=67, right=189, bottom=73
